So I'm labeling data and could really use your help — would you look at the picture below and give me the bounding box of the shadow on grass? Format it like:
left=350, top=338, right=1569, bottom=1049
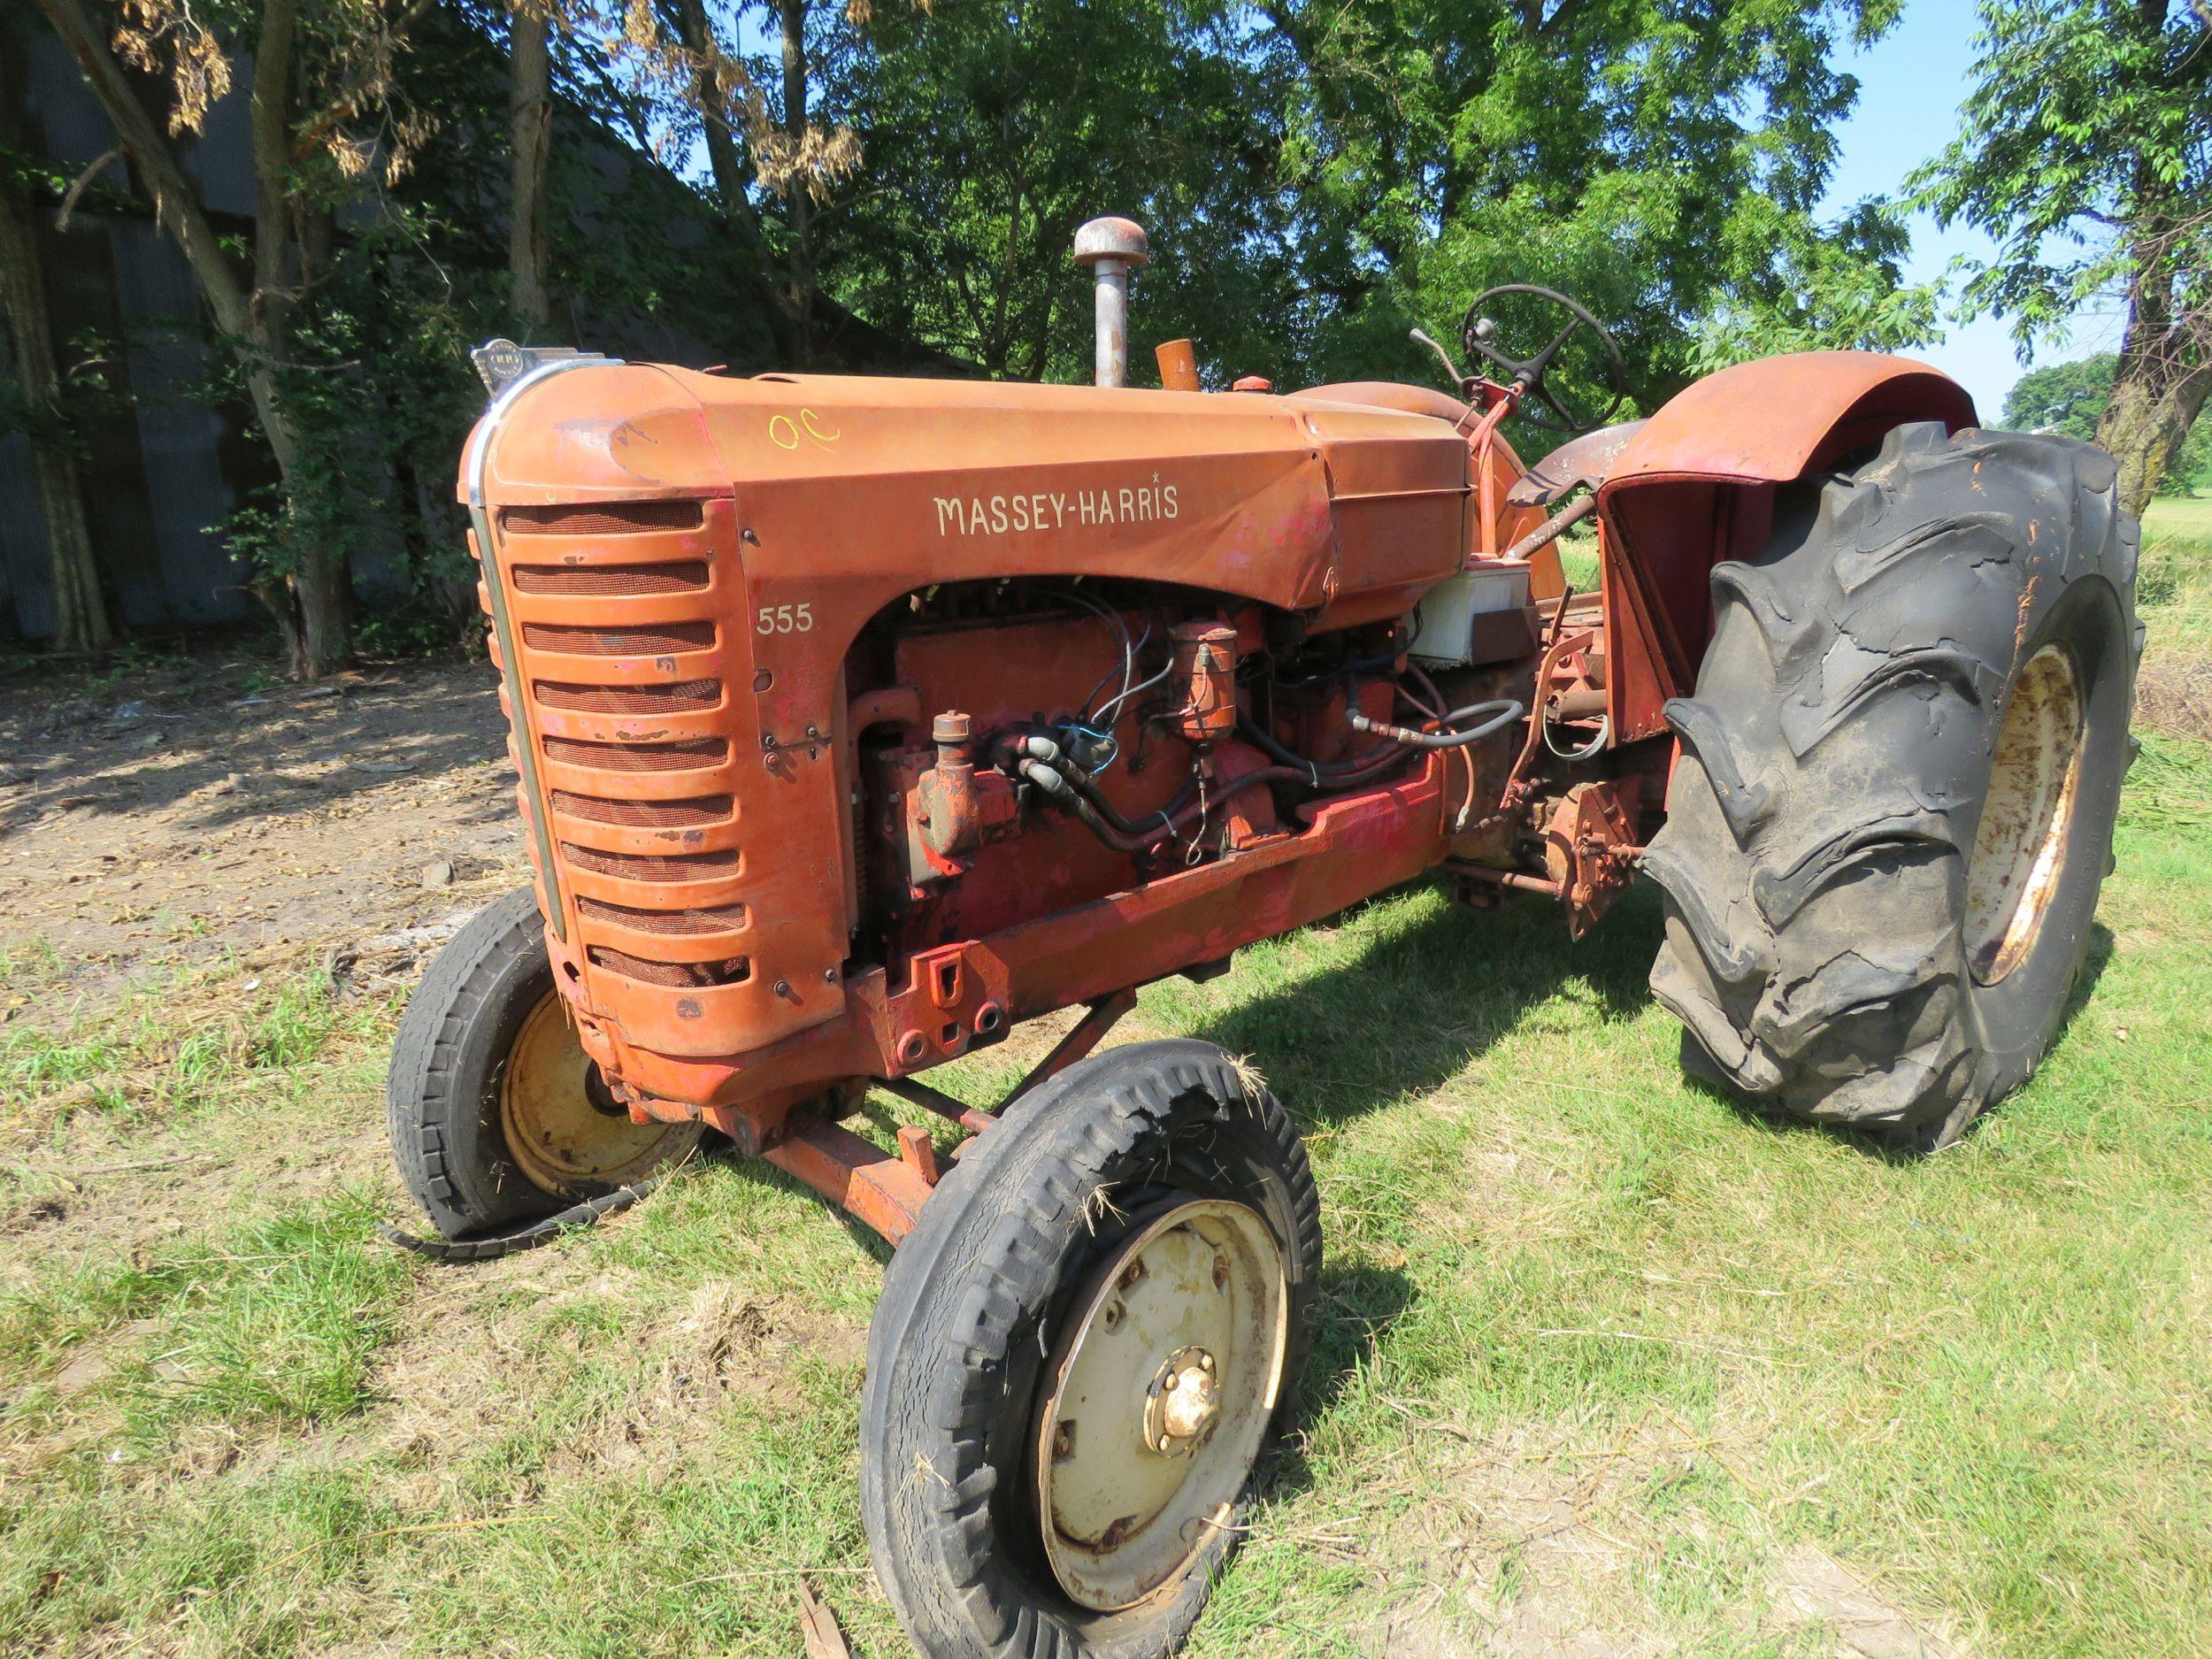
left=1262, top=1256, right=1418, bottom=1502
left=1187, top=879, right=1663, bottom=1136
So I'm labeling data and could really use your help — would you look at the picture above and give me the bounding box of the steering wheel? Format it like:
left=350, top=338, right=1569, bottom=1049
left=1460, top=284, right=1628, bottom=434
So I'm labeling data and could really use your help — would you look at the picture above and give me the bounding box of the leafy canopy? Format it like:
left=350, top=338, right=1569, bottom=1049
left=1912, top=0, right=2210, bottom=350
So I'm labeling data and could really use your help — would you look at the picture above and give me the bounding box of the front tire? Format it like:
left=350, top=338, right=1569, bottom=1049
left=386, top=887, right=703, bottom=1238
left=1645, top=422, right=2139, bottom=1149
left=860, top=1041, right=1322, bottom=1658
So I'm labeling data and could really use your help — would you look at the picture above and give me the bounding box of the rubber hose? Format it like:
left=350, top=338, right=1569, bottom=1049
left=378, top=1171, right=669, bottom=1263
left=1349, top=698, right=1524, bottom=749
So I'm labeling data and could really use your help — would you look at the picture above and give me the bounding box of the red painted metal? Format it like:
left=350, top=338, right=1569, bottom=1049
left=762, top=1118, right=933, bottom=1245
left=460, top=345, right=1972, bottom=1246
left=1595, top=351, right=1976, bottom=740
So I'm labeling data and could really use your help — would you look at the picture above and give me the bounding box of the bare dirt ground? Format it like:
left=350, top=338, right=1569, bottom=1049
left=0, top=652, right=530, bottom=1012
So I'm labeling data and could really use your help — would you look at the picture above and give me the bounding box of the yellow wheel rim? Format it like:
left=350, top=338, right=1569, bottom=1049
left=498, top=993, right=700, bottom=1194
left=1964, top=643, right=2085, bottom=986
left=1033, top=1198, right=1288, bottom=1611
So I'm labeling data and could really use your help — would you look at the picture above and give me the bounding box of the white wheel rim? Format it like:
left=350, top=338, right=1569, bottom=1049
left=1033, top=1197, right=1288, bottom=1611
left=499, top=993, right=696, bottom=1193
left=1964, top=643, right=2085, bottom=986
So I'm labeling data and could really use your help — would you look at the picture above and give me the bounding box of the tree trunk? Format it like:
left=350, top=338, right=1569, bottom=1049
left=2098, top=369, right=2208, bottom=516
left=509, top=1, right=553, bottom=334
left=777, top=0, right=815, bottom=363
left=0, top=30, right=109, bottom=651
left=35, top=0, right=352, bottom=676
left=667, top=0, right=795, bottom=358
left=245, top=0, right=350, bottom=677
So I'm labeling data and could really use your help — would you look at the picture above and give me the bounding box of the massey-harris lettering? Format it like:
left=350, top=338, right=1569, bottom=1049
left=933, top=481, right=1179, bottom=537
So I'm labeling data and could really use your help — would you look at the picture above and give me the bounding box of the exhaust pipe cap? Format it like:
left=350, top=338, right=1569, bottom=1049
left=1073, top=217, right=1150, bottom=268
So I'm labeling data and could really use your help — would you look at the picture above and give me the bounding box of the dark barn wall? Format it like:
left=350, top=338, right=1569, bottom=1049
left=1, top=33, right=269, bottom=641
left=3, top=26, right=757, bottom=646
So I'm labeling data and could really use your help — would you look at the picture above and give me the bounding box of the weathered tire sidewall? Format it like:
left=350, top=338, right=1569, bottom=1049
left=860, top=1040, right=1323, bottom=1659
left=385, top=887, right=568, bottom=1238
left=1962, top=572, right=2132, bottom=1102
left=1643, top=421, right=2139, bottom=1148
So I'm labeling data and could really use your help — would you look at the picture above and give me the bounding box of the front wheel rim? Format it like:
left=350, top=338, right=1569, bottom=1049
left=1032, top=1197, right=1288, bottom=1612
left=498, top=993, right=695, bottom=1194
left=1964, top=642, right=2086, bottom=986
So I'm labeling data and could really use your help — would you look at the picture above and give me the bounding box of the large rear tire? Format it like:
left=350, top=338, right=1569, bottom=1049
left=1645, top=421, right=2140, bottom=1150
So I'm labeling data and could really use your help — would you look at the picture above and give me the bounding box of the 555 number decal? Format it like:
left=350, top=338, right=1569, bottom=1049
left=757, top=603, right=814, bottom=634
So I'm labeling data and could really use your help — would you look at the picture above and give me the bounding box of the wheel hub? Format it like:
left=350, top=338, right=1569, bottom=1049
left=1964, top=643, right=2085, bottom=986
left=1144, top=1347, right=1219, bottom=1454
left=499, top=993, right=697, bottom=1194
left=1033, top=1198, right=1288, bottom=1611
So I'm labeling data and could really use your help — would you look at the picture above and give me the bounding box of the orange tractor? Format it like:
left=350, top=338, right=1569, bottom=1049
left=387, top=218, right=2139, bottom=1658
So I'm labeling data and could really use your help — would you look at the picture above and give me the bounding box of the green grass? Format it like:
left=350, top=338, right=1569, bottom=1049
left=2, top=667, right=2210, bottom=1655
left=2141, top=495, right=2212, bottom=657
left=0, top=968, right=373, bottom=1136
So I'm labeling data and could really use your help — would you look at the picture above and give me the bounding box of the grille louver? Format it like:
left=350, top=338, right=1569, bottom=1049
left=489, top=495, right=756, bottom=1014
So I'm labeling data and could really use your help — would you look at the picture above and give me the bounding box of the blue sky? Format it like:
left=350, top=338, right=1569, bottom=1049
left=1822, top=0, right=2124, bottom=420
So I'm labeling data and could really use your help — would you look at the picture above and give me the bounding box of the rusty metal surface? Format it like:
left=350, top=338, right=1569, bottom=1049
left=1540, top=780, right=1641, bottom=939
left=1964, top=643, right=2084, bottom=984
left=1032, top=1197, right=1288, bottom=1609
left=468, top=365, right=1482, bottom=1094
left=452, top=340, right=1795, bottom=1238
left=1156, top=339, right=1201, bottom=392
left=1507, top=419, right=1647, bottom=506
left=1169, top=621, right=1239, bottom=744
left=1604, top=352, right=1974, bottom=489
left=1594, top=352, right=1975, bottom=742
left=1073, top=218, right=1149, bottom=388
left=760, top=1118, right=933, bottom=1246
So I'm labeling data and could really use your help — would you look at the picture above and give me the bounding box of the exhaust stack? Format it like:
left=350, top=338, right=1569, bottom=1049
left=1072, top=217, right=1149, bottom=388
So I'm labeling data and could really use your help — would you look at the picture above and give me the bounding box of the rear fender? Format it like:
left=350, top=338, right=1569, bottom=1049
left=1594, top=352, right=1976, bottom=741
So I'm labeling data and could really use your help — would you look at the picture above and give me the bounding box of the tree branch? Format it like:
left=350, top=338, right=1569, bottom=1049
left=29, top=0, right=254, bottom=341
left=51, top=145, right=120, bottom=232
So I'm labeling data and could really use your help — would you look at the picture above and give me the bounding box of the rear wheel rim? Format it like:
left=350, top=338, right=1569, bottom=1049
left=499, top=993, right=695, bottom=1194
left=1965, top=643, right=2085, bottom=986
left=1032, top=1197, right=1288, bottom=1612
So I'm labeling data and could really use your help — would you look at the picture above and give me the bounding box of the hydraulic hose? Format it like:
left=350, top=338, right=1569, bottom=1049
left=1019, top=747, right=1413, bottom=856
left=1237, top=716, right=1408, bottom=778
left=1060, top=764, right=1200, bottom=838
left=1349, top=698, right=1524, bottom=749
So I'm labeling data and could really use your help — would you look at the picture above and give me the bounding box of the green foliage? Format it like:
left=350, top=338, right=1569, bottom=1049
left=10, top=0, right=1980, bottom=659
left=1252, top=0, right=1934, bottom=403
left=811, top=0, right=1936, bottom=398
left=2001, top=353, right=2209, bottom=494
left=829, top=0, right=1307, bottom=383
left=2003, top=353, right=2116, bottom=438
left=1911, top=0, right=2209, bottom=351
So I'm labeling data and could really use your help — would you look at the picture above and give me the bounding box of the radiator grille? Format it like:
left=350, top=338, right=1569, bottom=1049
left=532, top=679, right=723, bottom=715
left=503, top=501, right=704, bottom=534
left=511, top=562, right=710, bottom=596
left=487, top=492, right=769, bottom=1036
left=562, top=843, right=741, bottom=881
left=522, top=620, right=716, bottom=656
left=541, top=735, right=729, bottom=772
left=588, top=946, right=751, bottom=987
left=549, top=791, right=733, bottom=827
left=578, top=896, right=749, bottom=934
